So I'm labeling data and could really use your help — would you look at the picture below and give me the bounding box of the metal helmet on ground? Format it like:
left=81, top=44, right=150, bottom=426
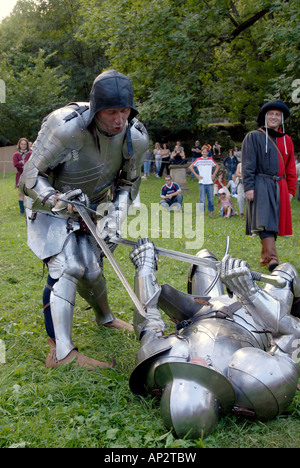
left=155, top=362, right=235, bottom=438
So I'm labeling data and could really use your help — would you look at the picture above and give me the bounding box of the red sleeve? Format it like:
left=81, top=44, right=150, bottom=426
left=285, top=136, right=297, bottom=196
left=13, top=151, right=32, bottom=173
left=13, top=152, right=23, bottom=172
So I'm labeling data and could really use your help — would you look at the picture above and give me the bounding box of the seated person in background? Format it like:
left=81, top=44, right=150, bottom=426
left=213, top=171, right=228, bottom=196
left=233, top=145, right=242, bottom=160
left=204, top=143, right=212, bottom=156
left=170, top=143, right=188, bottom=165
left=227, top=173, right=238, bottom=197
left=160, top=175, right=183, bottom=212
left=218, top=188, right=237, bottom=218
left=213, top=141, right=221, bottom=157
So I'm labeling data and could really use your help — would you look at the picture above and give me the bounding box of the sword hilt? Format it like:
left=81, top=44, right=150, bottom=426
left=250, top=271, right=286, bottom=288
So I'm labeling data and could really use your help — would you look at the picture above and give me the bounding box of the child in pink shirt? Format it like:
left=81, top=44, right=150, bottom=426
left=217, top=188, right=237, bottom=218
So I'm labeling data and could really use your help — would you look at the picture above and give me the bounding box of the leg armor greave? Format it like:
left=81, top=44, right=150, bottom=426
left=130, top=239, right=163, bottom=339
left=46, top=233, right=86, bottom=360
left=50, top=273, right=78, bottom=360
left=77, top=273, right=114, bottom=325
left=76, top=233, right=115, bottom=325
left=43, top=275, right=57, bottom=340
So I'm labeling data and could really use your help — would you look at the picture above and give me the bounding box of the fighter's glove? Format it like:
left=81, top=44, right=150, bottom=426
left=220, top=254, right=258, bottom=301
left=129, top=238, right=159, bottom=274
left=96, top=207, right=121, bottom=241
left=52, top=189, right=89, bottom=214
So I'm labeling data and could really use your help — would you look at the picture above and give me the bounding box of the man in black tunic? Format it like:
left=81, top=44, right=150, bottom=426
left=242, top=100, right=296, bottom=271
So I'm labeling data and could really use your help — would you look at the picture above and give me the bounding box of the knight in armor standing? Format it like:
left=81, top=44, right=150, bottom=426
left=129, top=238, right=300, bottom=438
left=19, top=70, right=149, bottom=369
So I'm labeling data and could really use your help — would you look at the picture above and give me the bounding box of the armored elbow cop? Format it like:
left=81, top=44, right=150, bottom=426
left=20, top=170, right=58, bottom=213
left=228, top=347, right=299, bottom=420
left=265, top=263, right=300, bottom=319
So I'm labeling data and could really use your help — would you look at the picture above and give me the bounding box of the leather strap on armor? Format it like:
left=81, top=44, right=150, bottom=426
left=63, top=103, right=89, bottom=122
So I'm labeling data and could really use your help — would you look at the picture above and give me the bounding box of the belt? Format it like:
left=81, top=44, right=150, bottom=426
left=257, top=173, right=284, bottom=181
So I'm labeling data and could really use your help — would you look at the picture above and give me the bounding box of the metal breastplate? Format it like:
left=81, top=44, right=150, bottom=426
left=49, top=128, right=125, bottom=204
left=23, top=105, right=126, bottom=259
left=181, top=316, right=260, bottom=374
left=22, top=104, right=148, bottom=260
left=131, top=310, right=261, bottom=395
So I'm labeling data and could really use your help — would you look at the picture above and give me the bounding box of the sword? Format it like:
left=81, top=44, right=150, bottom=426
left=74, top=204, right=147, bottom=319
left=56, top=197, right=286, bottom=292
left=111, top=236, right=287, bottom=290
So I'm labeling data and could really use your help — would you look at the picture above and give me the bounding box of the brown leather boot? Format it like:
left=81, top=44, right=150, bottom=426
left=260, top=237, right=279, bottom=272
left=104, top=318, right=134, bottom=332
left=260, top=241, right=268, bottom=267
left=45, top=339, right=115, bottom=370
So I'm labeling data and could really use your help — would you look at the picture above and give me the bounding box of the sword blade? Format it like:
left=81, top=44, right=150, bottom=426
left=111, top=236, right=217, bottom=268
left=111, top=237, right=286, bottom=289
left=75, top=205, right=146, bottom=318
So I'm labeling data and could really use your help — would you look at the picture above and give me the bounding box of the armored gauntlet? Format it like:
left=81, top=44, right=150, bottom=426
left=220, top=254, right=258, bottom=301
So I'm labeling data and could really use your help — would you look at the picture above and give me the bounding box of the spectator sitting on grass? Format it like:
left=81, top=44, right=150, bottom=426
left=160, top=175, right=183, bottom=212
left=226, top=173, right=238, bottom=197
left=217, top=188, right=237, bottom=218
left=213, top=171, right=228, bottom=196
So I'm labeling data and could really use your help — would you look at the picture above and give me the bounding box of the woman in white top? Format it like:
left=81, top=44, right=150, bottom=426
left=153, top=142, right=162, bottom=177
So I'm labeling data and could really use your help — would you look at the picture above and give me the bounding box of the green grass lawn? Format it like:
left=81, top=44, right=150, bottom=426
left=0, top=172, right=299, bottom=448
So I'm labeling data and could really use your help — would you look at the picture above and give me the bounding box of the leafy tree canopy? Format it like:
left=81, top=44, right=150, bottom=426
left=0, top=50, right=68, bottom=142
left=0, top=0, right=299, bottom=146
left=77, top=0, right=299, bottom=141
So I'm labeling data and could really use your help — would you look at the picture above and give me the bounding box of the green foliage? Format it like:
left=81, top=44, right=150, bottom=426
left=0, top=0, right=108, bottom=98
left=0, top=0, right=299, bottom=144
left=0, top=49, right=68, bottom=142
left=0, top=0, right=109, bottom=143
left=0, top=172, right=299, bottom=448
left=77, top=0, right=300, bottom=140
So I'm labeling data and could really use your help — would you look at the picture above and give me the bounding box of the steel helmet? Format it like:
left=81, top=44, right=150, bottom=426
left=155, top=361, right=235, bottom=438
